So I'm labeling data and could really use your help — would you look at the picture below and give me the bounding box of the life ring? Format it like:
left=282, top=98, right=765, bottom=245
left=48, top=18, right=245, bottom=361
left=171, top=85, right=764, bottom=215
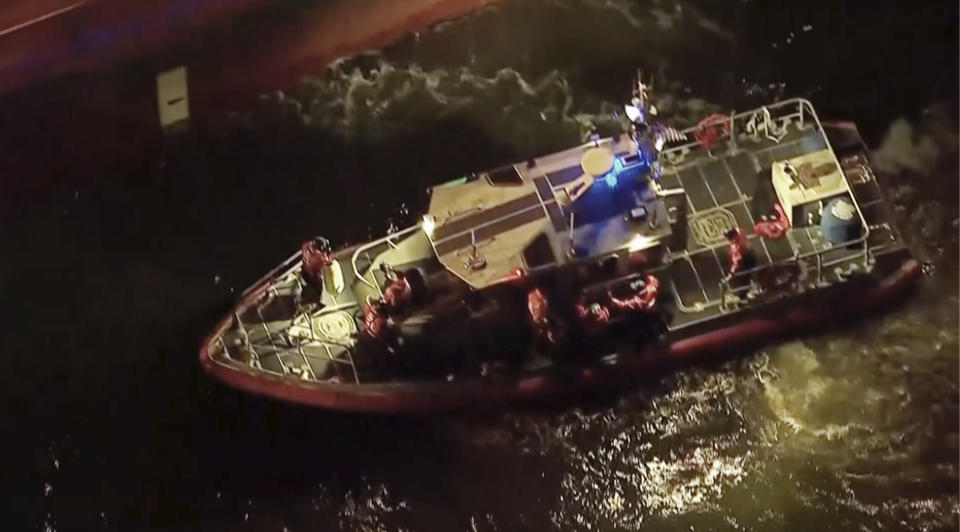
left=694, top=114, right=731, bottom=151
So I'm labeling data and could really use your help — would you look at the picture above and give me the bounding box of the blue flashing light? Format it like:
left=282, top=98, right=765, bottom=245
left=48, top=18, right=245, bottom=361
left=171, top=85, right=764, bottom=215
left=602, top=156, right=625, bottom=188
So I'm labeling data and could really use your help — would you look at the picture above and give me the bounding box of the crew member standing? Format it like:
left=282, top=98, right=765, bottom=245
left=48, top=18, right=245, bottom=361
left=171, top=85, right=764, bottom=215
left=301, top=236, right=332, bottom=290
left=380, top=265, right=412, bottom=312
left=724, top=226, right=756, bottom=295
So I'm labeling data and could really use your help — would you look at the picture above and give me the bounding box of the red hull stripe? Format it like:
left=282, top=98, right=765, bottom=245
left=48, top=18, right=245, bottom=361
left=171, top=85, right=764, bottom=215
left=199, top=259, right=921, bottom=412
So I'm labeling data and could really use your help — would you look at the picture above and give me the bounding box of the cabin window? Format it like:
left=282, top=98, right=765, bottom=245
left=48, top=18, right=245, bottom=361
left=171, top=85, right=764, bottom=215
left=486, top=166, right=524, bottom=186
left=522, top=233, right=555, bottom=268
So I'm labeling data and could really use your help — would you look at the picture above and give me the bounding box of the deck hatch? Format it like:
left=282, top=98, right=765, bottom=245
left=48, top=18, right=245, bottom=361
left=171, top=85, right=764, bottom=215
left=522, top=233, right=556, bottom=268
left=433, top=193, right=541, bottom=241
left=545, top=165, right=583, bottom=187
left=533, top=176, right=554, bottom=202
left=486, top=165, right=524, bottom=186
left=433, top=206, right=546, bottom=256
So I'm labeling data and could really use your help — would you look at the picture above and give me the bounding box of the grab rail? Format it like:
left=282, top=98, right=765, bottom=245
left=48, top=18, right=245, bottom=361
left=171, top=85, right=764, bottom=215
left=350, top=224, right=422, bottom=292
left=661, top=98, right=873, bottom=313
left=242, top=250, right=302, bottom=298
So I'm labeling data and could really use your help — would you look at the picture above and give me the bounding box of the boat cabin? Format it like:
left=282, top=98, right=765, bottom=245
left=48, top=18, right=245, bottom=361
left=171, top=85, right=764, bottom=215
left=424, top=134, right=672, bottom=289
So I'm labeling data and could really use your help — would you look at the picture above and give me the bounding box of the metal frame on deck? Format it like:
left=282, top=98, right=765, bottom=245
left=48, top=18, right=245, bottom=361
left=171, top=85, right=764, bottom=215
left=351, top=224, right=423, bottom=294
left=663, top=98, right=870, bottom=237
left=660, top=99, right=874, bottom=315
left=217, top=244, right=370, bottom=384
left=223, top=286, right=363, bottom=384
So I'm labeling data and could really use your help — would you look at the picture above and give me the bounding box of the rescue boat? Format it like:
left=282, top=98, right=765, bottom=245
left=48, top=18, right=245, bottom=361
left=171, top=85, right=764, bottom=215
left=199, top=79, right=919, bottom=412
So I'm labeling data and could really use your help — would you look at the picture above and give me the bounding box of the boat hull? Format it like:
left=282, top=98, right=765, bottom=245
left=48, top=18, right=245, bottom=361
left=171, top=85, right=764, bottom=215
left=199, top=257, right=921, bottom=412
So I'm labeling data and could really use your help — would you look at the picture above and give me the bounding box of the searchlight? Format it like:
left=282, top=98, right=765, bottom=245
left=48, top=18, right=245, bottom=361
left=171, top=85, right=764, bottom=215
left=627, top=233, right=657, bottom=252
left=602, top=157, right=626, bottom=188
left=421, top=214, right=436, bottom=237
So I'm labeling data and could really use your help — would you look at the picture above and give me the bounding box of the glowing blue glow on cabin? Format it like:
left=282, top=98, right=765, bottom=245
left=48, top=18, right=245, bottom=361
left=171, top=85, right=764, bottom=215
left=602, top=157, right=625, bottom=188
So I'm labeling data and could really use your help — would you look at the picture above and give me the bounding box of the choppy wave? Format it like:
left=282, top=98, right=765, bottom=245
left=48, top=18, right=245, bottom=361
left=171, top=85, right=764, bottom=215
left=874, top=102, right=959, bottom=176
left=545, top=0, right=734, bottom=40
left=296, top=61, right=598, bottom=153
left=247, top=59, right=721, bottom=159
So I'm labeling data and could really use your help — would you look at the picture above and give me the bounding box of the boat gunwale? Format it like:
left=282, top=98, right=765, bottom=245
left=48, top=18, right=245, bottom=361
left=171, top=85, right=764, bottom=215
left=199, top=101, right=919, bottom=412
left=199, top=258, right=921, bottom=412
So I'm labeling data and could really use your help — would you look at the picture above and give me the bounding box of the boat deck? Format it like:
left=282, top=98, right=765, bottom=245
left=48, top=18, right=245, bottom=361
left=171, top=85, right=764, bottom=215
left=660, top=111, right=907, bottom=332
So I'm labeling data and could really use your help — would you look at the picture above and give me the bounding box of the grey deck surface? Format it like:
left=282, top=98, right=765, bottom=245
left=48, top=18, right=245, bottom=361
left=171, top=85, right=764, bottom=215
left=433, top=192, right=542, bottom=241
left=661, top=125, right=862, bottom=330
left=434, top=206, right=546, bottom=255
left=545, top=164, right=584, bottom=187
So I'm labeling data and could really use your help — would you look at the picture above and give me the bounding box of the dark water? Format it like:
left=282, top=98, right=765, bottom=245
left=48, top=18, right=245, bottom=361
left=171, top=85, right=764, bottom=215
left=3, top=1, right=958, bottom=530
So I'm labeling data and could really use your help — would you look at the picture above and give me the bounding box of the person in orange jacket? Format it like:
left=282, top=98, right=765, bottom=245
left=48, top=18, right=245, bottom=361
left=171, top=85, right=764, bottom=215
left=607, top=274, right=660, bottom=311
left=724, top=226, right=756, bottom=279
left=723, top=227, right=760, bottom=301
left=753, top=203, right=790, bottom=239
left=361, top=298, right=389, bottom=339
left=574, top=296, right=611, bottom=334
left=380, top=265, right=412, bottom=311
left=527, top=288, right=558, bottom=344
left=301, top=236, right=332, bottom=289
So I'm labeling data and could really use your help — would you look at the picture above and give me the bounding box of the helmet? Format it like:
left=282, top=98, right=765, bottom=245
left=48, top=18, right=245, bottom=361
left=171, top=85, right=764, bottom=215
left=310, top=236, right=331, bottom=253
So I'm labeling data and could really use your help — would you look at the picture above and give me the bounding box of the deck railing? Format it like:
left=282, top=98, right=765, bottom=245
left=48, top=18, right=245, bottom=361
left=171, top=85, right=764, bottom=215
left=351, top=224, right=422, bottom=295
left=661, top=97, right=811, bottom=161
left=660, top=98, right=874, bottom=313
left=222, top=286, right=363, bottom=384
left=718, top=234, right=872, bottom=309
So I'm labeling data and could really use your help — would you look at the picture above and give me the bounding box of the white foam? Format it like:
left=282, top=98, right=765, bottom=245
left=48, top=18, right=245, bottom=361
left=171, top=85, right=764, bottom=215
left=873, top=118, right=940, bottom=175
left=873, top=103, right=957, bottom=176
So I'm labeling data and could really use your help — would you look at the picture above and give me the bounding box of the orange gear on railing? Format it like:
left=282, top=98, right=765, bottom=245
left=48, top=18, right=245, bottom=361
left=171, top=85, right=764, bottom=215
left=694, top=113, right=731, bottom=151
left=382, top=269, right=412, bottom=310
left=527, top=288, right=549, bottom=327
left=527, top=287, right=559, bottom=344
left=361, top=299, right=388, bottom=338
left=609, top=274, right=660, bottom=311
left=725, top=227, right=755, bottom=277
left=492, top=267, right=525, bottom=284
left=575, top=297, right=611, bottom=332
left=753, top=203, right=790, bottom=239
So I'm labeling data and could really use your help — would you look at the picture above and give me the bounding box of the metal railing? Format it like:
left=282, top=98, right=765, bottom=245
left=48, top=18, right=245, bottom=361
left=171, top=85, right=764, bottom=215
left=718, top=233, right=873, bottom=309
left=224, top=287, right=363, bottom=384
left=661, top=98, right=812, bottom=161
left=659, top=98, right=873, bottom=313
left=241, top=249, right=302, bottom=298
left=217, top=223, right=429, bottom=385
left=351, top=224, right=422, bottom=294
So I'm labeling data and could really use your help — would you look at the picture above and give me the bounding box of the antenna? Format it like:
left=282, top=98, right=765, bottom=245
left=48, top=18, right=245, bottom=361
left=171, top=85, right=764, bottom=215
left=464, top=229, right=487, bottom=270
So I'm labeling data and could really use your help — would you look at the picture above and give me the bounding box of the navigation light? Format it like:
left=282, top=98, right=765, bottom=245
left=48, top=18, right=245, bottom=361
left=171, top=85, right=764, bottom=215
left=602, top=156, right=626, bottom=188
left=421, top=215, right=436, bottom=237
